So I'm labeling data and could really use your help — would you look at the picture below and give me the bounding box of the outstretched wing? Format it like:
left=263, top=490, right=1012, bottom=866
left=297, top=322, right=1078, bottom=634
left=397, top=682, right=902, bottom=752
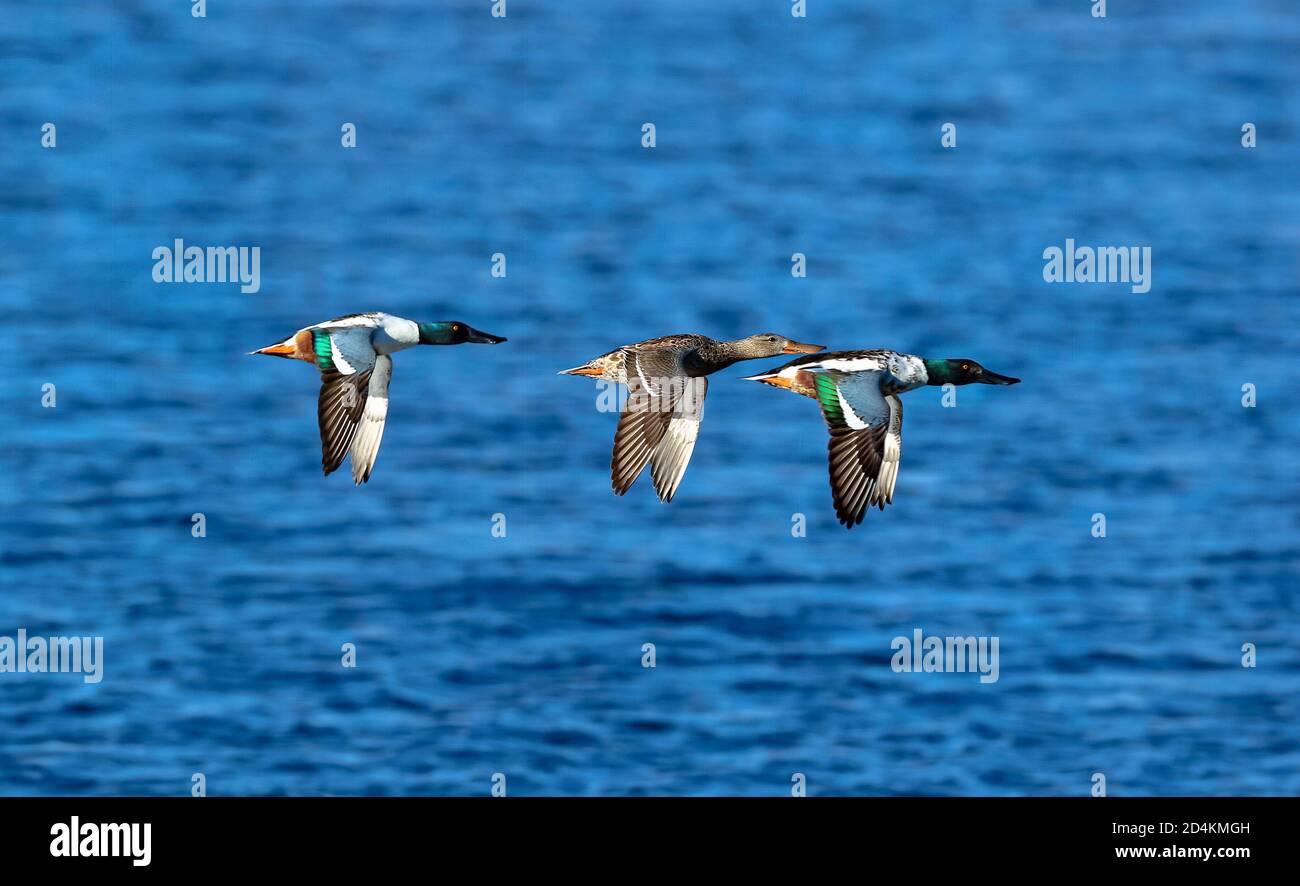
left=314, top=327, right=379, bottom=477
left=648, top=377, right=707, bottom=502
left=814, top=372, right=904, bottom=527
left=318, top=368, right=373, bottom=475
left=611, top=348, right=695, bottom=497
left=349, top=354, right=392, bottom=485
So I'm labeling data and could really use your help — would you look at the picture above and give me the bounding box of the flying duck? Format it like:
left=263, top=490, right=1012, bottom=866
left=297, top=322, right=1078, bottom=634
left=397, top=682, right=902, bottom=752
left=251, top=312, right=506, bottom=484
left=745, top=350, right=1019, bottom=527
left=561, top=333, right=824, bottom=501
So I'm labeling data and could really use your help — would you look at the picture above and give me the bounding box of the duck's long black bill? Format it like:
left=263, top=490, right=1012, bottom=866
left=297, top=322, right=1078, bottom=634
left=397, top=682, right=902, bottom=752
left=467, top=327, right=508, bottom=344
left=980, top=369, right=1020, bottom=385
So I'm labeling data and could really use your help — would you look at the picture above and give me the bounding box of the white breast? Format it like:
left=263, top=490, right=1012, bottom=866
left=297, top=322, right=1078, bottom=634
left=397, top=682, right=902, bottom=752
left=373, top=316, right=420, bottom=354
left=887, top=353, right=929, bottom=390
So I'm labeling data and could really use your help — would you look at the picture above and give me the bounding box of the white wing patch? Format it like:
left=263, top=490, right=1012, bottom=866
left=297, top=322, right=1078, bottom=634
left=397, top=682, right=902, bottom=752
left=330, top=340, right=355, bottom=373
left=836, top=387, right=867, bottom=429
left=814, top=355, right=888, bottom=374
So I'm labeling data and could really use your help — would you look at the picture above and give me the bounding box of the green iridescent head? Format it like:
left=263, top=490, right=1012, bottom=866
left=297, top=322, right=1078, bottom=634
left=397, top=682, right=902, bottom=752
left=417, top=321, right=507, bottom=345
left=923, top=358, right=1020, bottom=386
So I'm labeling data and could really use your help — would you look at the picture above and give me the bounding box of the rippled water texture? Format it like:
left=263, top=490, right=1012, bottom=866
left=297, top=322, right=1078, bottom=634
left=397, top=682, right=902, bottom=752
left=1, top=1, right=1297, bottom=794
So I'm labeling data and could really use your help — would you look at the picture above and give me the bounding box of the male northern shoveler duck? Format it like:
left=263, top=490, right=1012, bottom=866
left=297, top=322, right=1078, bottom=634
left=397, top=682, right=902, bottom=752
left=561, top=333, right=824, bottom=501
left=745, top=350, right=1019, bottom=527
left=250, top=312, right=506, bottom=484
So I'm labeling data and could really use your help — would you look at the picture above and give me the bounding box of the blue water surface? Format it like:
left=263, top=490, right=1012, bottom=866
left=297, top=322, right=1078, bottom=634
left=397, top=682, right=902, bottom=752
left=1, top=1, right=1298, bottom=795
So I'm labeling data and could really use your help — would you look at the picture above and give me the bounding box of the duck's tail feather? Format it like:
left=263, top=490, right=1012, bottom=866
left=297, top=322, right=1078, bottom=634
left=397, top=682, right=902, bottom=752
left=250, top=341, right=296, bottom=357
left=558, top=362, right=605, bottom=377
left=250, top=330, right=310, bottom=360
left=559, top=351, right=623, bottom=378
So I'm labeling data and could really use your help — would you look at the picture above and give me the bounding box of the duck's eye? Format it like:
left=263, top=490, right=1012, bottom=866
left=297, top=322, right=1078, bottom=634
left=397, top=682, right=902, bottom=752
left=453, top=325, right=461, bottom=332
left=768, top=337, right=778, bottom=342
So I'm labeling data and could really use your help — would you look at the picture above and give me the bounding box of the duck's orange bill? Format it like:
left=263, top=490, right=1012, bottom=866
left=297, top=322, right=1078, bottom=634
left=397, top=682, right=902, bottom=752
left=782, top=341, right=825, bottom=354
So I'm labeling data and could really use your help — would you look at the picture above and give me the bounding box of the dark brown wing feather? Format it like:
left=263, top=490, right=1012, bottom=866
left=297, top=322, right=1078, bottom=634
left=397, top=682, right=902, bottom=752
left=825, top=424, right=888, bottom=527
left=317, top=368, right=372, bottom=475
left=627, top=334, right=709, bottom=353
